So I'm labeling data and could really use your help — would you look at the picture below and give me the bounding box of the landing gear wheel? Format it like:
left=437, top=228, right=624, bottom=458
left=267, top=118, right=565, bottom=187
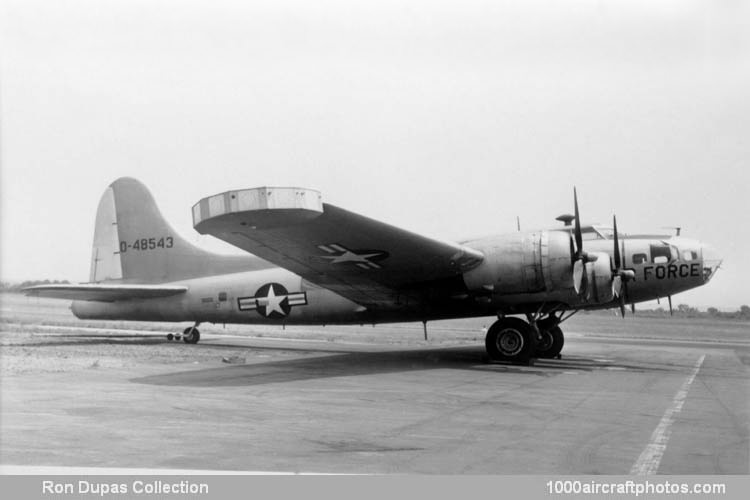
left=485, top=317, right=536, bottom=364
left=536, top=326, right=564, bottom=359
left=166, top=333, right=174, bottom=341
left=183, top=327, right=200, bottom=344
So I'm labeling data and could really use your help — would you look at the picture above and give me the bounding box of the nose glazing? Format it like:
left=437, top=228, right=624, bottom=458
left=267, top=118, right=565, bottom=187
left=701, top=243, right=722, bottom=283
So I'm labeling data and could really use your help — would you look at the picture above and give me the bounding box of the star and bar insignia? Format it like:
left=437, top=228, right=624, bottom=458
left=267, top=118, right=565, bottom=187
left=315, top=243, right=389, bottom=270
left=237, top=283, right=307, bottom=319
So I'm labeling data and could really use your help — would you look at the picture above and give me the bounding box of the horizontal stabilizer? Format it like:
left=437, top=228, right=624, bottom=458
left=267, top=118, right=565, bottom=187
left=23, top=284, right=188, bottom=302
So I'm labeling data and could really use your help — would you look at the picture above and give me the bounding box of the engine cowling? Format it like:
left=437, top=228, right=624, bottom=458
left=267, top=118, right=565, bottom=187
left=462, top=231, right=616, bottom=305
left=462, top=230, right=574, bottom=295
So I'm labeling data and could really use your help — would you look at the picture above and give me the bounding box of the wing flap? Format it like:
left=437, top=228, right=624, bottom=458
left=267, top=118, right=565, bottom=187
left=23, top=284, right=188, bottom=302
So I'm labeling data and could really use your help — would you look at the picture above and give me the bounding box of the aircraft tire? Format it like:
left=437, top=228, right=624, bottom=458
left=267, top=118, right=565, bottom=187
left=183, top=327, right=200, bottom=344
left=166, top=333, right=174, bottom=341
left=485, top=317, right=535, bottom=364
left=536, top=326, right=564, bottom=359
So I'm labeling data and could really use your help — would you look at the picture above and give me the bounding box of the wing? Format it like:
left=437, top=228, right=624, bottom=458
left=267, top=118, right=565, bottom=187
left=24, top=284, right=188, bottom=302
left=192, top=187, right=483, bottom=309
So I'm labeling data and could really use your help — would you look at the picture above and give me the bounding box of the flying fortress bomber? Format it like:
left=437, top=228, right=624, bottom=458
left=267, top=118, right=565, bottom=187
left=26, top=178, right=722, bottom=364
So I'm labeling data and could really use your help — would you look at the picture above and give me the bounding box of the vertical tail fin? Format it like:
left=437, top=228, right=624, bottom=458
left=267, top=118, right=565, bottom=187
left=89, top=177, right=267, bottom=283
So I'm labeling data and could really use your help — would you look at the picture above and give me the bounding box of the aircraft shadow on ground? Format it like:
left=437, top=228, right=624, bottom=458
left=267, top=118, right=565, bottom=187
left=9, top=335, right=349, bottom=354
left=132, top=345, right=669, bottom=387
left=11, top=336, right=173, bottom=347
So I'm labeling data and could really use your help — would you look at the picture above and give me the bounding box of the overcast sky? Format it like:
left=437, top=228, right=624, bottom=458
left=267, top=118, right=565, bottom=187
left=1, top=0, right=748, bottom=308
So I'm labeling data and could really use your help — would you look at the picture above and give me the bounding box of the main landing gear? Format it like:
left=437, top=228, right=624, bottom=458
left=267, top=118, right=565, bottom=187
left=535, top=317, right=564, bottom=360
left=485, top=313, right=567, bottom=364
left=165, top=323, right=201, bottom=344
left=485, top=318, right=537, bottom=364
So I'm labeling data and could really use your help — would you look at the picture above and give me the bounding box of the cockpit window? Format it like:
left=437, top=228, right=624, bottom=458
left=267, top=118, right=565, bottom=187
left=581, top=231, right=603, bottom=241
left=650, top=244, right=672, bottom=264
left=670, top=245, right=680, bottom=261
left=576, top=226, right=615, bottom=240
left=632, top=253, right=647, bottom=265
left=566, top=225, right=625, bottom=241
left=593, top=226, right=615, bottom=240
left=682, top=250, right=698, bottom=261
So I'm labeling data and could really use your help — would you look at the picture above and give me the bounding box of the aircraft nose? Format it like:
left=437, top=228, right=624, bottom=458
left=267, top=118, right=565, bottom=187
left=701, top=243, right=722, bottom=283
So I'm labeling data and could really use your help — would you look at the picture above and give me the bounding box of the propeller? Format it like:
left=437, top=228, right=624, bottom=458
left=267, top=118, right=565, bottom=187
left=570, top=188, right=602, bottom=296
left=569, top=189, right=635, bottom=310
left=574, top=188, right=583, bottom=260
left=571, top=187, right=589, bottom=295
left=610, top=214, right=636, bottom=317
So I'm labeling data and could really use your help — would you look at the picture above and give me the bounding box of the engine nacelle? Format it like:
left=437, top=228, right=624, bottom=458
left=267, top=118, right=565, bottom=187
left=462, top=230, right=574, bottom=295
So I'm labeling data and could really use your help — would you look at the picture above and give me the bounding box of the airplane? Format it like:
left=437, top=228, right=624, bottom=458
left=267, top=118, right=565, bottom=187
left=25, top=177, right=722, bottom=364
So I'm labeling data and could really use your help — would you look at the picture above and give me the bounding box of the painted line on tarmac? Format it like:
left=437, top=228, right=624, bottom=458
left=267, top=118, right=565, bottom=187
left=630, top=354, right=705, bottom=475
left=570, top=332, right=750, bottom=346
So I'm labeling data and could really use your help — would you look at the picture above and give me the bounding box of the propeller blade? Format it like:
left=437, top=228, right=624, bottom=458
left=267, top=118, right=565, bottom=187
left=612, top=275, right=622, bottom=298
left=582, top=263, right=590, bottom=298
left=611, top=213, right=628, bottom=319
left=613, top=214, right=621, bottom=270
left=668, top=295, right=673, bottom=316
left=573, top=187, right=583, bottom=259
left=569, top=231, right=576, bottom=264
left=573, top=259, right=585, bottom=294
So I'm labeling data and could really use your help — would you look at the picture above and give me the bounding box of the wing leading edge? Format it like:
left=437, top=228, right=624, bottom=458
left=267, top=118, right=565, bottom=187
left=192, top=187, right=483, bottom=309
left=24, top=284, right=188, bottom=302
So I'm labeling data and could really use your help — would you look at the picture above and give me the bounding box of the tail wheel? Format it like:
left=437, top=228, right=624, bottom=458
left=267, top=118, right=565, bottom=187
left=485, top=317, right=535, bottom=364
left=183, top=327, right=200, bottom=344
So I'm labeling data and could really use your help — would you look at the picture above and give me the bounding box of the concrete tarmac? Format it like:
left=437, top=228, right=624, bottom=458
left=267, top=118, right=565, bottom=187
left=1, top=300, right=748, bottom=474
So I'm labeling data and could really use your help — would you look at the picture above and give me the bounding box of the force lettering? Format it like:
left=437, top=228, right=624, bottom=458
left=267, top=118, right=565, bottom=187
left=643, top=263, right=701, bottom=281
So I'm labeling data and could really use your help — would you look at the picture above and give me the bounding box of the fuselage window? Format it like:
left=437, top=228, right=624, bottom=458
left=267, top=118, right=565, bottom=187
left=650, top=244, right=672, bottom=264
left=218, top=292, right=228, bottom=302
left=632, top=253, right=647, bottom=265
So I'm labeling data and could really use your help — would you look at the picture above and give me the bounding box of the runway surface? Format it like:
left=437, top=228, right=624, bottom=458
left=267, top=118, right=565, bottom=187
left=1, top=294, right=748, bottom=474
